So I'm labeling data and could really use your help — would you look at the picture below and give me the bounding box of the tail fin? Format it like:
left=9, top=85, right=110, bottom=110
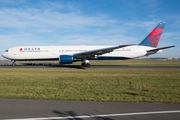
left=138, top=22, right=165, bottom=48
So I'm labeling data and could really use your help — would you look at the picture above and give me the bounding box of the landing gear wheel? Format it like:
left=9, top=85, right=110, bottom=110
left=13, top=62, right=16, bottom=67
left=12, top=60, right=16, bottom=67
left=81, top=63, right=85, bottom=67
left=81, top=63, right=91, bottom=67
left=87, top=63, right=90, bottom=67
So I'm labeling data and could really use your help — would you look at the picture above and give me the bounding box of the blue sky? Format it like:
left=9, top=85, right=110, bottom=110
left=0, top=0, right=180, bottom=60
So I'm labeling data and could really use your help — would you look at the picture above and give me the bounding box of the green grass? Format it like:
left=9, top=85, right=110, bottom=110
left=0, top=68, right=180, bottom=103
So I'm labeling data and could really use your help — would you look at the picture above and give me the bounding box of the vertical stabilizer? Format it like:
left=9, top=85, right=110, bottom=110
left=139, top=22, right=165, bottom=48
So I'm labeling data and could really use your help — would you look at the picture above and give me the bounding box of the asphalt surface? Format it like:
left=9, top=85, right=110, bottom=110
left=0, top=65, right=180, bottom=119
left=0, top=98, right=180, bottom=120
left=0, top=65, right=180, bottom=69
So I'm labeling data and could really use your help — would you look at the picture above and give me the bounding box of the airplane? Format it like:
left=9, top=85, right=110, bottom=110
left=1, top=22, right=176, bottom=67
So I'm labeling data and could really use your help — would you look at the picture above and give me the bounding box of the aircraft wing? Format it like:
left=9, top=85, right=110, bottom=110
left=73, top=44, right=133, bottom=59
left=147, top=45, right=176, bottom=52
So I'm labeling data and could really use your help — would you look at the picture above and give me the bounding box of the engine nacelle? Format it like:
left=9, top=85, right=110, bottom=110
left=59, top=55, right=73, bottom=64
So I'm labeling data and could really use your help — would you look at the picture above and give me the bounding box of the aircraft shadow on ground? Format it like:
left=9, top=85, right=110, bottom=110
left=0, top=63, right=129, bottom=69
left=52, top=110, right=114, bottom=120
left=46, top=65, right=85, bottom=69
left=46, top=64, right=128, bottom=68
left=0, top=64, right=85, bottom=69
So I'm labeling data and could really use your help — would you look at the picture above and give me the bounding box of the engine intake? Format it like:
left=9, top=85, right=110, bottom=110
left=59, top=55, right=73, bottom=64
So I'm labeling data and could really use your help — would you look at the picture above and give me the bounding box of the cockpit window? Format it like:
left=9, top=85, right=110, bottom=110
left=5, top=50, right=8, bottom=52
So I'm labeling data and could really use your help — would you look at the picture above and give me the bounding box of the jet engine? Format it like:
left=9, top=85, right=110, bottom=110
left=59, top=55, right=73, bottom=64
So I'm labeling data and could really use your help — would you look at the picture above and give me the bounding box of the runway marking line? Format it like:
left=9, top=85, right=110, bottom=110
left=5, top=110, right=180, bottom=120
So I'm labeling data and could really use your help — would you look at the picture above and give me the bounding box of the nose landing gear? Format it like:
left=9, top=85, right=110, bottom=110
left=11, top=60, right=16, bottom=67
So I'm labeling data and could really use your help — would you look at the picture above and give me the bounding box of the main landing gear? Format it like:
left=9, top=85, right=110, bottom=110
left=81, top=63, right=91, bottom=67
left=81, top=58, right=91, bottom=67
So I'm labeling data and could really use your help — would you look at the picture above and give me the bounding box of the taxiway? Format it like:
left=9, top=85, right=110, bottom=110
left=0, top=98, right=180, bottom=119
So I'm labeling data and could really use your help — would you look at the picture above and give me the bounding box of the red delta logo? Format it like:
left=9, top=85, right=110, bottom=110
left=148, top=29, right=163, bottom=48
left=19, top=48, right=23, bottom=51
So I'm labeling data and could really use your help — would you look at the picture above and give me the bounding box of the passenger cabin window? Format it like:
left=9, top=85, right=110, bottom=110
left=5, top=50, right=8, bottom=52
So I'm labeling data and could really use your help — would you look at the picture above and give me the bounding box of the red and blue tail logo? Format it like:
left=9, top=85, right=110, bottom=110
left=139, top=22, right=165, bottom=48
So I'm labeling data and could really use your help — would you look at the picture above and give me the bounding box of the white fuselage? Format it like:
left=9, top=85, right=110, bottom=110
left=2, top=45, right=162, bottom=61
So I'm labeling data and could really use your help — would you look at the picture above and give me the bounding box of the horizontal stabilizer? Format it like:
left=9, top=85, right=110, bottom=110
left=146, top=45, right=176, bottom=56
left=147, top=45, right=176, bottom=52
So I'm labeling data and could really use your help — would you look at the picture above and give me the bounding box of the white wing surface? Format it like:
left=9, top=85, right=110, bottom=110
left=73, top=44, right=134, bottom=59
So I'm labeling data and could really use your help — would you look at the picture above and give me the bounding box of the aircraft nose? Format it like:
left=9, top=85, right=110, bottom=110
left=2, top=52, right=4, bottom=57
left=2, top=52, right=7, bottom=58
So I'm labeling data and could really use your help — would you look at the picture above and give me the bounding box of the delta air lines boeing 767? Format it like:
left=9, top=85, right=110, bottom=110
left=2, top=22, right=176, bottom=67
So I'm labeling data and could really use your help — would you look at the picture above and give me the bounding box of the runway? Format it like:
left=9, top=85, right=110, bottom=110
left=0, top=98, right=180, bottom=120
left=0, top=65, right=180, bottom=69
